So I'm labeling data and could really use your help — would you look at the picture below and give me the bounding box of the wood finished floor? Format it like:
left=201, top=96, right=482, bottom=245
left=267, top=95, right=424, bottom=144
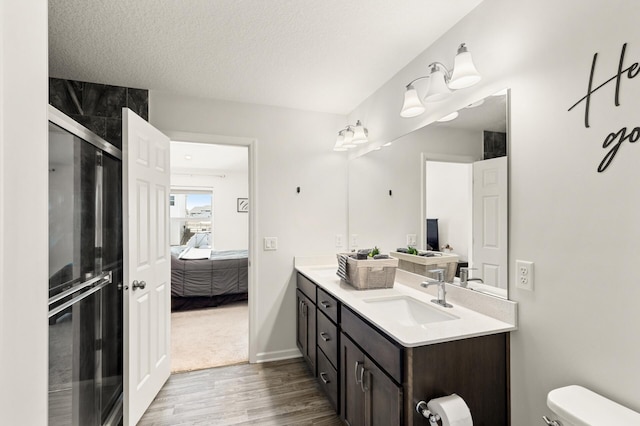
left=138, top=358, right=343, bottom=425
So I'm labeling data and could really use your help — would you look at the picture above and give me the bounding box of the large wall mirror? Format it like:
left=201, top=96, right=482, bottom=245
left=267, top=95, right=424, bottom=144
left=348, top=89, right=509, bottom=299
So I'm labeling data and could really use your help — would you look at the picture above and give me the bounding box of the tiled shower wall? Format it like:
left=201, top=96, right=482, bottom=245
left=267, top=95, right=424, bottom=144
left=49, top=78, right=149, bottom=149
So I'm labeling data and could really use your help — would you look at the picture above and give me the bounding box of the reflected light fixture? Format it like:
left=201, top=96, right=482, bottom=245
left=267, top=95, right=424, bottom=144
left=333, top=120, right=368, bottom=151
left=437, top=111, right=459, bottom=122
left=400, top=43, right=481, bottom=118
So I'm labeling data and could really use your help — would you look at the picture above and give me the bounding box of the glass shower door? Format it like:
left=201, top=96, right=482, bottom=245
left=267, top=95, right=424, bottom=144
left=48, top=115, right=123, bottom=425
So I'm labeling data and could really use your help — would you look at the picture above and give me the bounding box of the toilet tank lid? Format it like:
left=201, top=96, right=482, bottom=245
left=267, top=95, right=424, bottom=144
left=547, top=385, right=640, bottom=426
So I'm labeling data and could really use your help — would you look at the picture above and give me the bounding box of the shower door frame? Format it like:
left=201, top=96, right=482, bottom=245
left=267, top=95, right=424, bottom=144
left=48, top=105, right=124, bottom=426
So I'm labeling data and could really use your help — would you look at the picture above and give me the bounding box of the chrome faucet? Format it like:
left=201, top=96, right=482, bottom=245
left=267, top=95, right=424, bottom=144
left=460, top=267, right=483, bottom=288
left=421, top=269, right=452, bottom=308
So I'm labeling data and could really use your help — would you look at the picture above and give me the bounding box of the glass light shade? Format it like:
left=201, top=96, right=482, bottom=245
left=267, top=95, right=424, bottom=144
left=424, top=67, right=452, bottom=102
left=437, top=111, right=459, bottom=122
left=351, top=120, right=368, bottom=144
left=342, top=129, right=356, bottom=148
left=400, top=85, right=425, bottom=118
left=449, top=44, right=481, bottom=90
left=334, top=132, right=347, bottom=151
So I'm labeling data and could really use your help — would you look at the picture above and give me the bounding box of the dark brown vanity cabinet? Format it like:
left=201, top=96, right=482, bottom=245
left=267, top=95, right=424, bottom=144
left=296, top=274, right=317, bottom=374
left=296, top=272, right=509, bottom=426
left=341, top=333, right=403, bottom=426
left=316, top=288, right=340, bottom=411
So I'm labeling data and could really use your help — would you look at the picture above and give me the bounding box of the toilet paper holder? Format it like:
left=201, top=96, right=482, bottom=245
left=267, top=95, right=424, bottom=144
left=416, top=400, right=441, bottom=425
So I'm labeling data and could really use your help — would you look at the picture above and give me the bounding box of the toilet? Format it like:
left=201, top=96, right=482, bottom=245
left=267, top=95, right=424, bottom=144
left=546, top=385, right=640, bottom=425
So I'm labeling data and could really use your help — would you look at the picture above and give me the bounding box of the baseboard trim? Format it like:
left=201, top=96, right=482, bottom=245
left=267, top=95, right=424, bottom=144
left=255, top=348, right=302, bottom=363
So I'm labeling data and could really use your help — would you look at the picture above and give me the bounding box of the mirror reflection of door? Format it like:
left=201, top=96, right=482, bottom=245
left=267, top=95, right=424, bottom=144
left=472, top=157, right=508, bottom=290
left=425, top=157, right=508, bottom=292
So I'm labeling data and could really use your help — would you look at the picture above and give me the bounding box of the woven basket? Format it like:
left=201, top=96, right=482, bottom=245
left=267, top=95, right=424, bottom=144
left=336, top=254, right=398, bottom=290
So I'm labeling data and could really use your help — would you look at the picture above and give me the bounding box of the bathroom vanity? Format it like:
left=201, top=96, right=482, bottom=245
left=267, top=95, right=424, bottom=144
left=295, top=258, right=517, bottom=425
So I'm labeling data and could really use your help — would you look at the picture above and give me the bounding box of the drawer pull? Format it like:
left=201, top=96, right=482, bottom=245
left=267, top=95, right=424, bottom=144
left=320, top=372, right=330, bottom=384
left=320, top=300, right=331, bottom=309
left=320, top=332, right=331, bottom=342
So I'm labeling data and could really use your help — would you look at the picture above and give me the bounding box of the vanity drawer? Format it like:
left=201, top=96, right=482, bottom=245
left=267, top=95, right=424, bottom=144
left=317, top=287, right=339, bottom=323
left=317, top=310, right=338, bottom=368
left=317, top=348, right=339, bottom=412
left=341, top=305, right=402, bottom=383
left=297, top=273, right=316, bottom=304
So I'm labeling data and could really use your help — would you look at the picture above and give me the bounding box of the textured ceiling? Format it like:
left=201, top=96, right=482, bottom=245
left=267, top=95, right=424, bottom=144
left=170, top=141, right=248, bottom=173
left=49, top=0, right=482, bottom=115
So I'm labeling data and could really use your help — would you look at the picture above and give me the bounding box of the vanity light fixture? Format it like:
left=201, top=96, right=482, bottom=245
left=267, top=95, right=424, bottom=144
left=400, top=43, right=481, bottom=118
left=333, top=120, right=369, bottom=151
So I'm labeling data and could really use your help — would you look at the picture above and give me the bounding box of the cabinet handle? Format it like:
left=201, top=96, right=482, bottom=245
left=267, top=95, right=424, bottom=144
left=320, top=372, right=330, bottom=384
left=542, top=416, right=561, bottom=426
left=354, top=361, right=363, bottom=384
left=360, top=366, right=368, bottom=393
left=320, top=300, right=331, bottom=309
left=320, top=332, right=331, bottom=342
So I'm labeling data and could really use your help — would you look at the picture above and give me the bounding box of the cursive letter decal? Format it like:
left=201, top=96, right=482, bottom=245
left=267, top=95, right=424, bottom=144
left=568, top=43, right=640, bottom=172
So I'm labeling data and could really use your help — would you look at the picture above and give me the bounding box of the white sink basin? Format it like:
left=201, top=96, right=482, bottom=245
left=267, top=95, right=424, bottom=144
left=362, top=295, right=459, bottom=326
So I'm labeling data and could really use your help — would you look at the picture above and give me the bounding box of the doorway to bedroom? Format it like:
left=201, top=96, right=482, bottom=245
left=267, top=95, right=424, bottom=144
left=168, top=140, right=250, bottom=373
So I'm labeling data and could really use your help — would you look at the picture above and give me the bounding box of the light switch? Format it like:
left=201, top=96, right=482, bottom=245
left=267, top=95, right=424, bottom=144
left=407, top=234, right=417, bottom=246
left=335, top=234, right=343, bottom=247
left=263, top=237, right=278, bottom=251
left=351, top=234, right=358, bottom=247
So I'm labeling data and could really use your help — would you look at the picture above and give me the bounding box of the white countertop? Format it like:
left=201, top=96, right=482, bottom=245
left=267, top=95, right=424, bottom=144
left=295, top=257, right=517, bottom=348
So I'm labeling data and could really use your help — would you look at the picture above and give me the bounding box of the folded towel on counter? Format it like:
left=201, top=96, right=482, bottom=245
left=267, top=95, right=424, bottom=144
left=396, top=247, right=409, bottom=253
left=373, top=254, right=389, bottom=259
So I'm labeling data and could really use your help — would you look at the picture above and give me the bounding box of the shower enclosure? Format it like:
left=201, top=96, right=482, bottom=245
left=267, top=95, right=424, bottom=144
left=48, top=106, right=123, bottom=425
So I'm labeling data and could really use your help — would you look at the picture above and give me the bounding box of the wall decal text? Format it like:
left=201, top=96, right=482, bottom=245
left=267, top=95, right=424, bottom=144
left=568, top=43, right=640, bottom=172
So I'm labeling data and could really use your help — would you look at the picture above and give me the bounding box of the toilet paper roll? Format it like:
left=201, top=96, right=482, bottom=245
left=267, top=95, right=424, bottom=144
left=427, top=393, right=473, bottom=426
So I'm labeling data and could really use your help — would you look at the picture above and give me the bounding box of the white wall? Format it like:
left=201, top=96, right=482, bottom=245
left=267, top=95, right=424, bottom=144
left=348, top=0, right=640, bottom=423
left=150, top=91, right=348, bottom=360
left=171, top=171, right=249, bottom=250
left=426, top=161, right=472, bottom=260
left=0, top=0, right=49, bottom=423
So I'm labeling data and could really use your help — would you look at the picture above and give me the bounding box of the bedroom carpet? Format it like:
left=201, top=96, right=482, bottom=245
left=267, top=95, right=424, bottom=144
left=171, top=301, right=248, bottom=373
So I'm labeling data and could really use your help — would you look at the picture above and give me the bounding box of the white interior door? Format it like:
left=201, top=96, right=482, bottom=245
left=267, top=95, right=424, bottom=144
left=122, top=108, right=171, bottom=425
left=472, top=157, right=508, bottom=289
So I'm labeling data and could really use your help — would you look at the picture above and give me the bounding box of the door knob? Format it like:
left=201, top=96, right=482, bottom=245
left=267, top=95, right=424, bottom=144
left=132, top=280, right=146, bottom=290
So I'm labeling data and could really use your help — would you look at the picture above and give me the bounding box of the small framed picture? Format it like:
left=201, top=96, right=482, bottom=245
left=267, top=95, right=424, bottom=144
left=237, top=198, right=249, bottom=213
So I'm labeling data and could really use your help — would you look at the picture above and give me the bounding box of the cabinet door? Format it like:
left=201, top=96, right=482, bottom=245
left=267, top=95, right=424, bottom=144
left=296, top=290, right=316, bottom=373
left=341, top=334, right=365, bottom=426
left=296, top=290, right=307, bottom=357
left=364, top=358, right=402, bottom=426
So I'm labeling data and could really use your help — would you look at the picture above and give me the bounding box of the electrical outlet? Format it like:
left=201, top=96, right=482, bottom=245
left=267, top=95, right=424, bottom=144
left=335, top=234, right=343, bottom=247
left=351, top=234, right=358, bottom=247
left=516, top=260, right=534, bottom=291
left=407, top=234, right=417, bottom=246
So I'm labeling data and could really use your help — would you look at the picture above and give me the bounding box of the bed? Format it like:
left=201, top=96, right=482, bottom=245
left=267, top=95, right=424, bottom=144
left=170, top=246, right=248, bottom=311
